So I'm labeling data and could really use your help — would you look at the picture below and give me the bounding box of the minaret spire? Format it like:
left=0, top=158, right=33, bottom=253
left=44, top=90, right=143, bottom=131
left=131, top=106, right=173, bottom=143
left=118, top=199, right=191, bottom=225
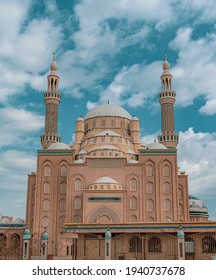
left=40, top=54, right=61, bottom=148
left=158, top=54, right=179, bottom=148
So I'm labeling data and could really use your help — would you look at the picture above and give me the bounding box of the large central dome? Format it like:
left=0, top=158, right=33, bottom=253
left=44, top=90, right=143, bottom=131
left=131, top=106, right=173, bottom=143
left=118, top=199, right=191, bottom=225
left=84, top=104, right=132, bottom=120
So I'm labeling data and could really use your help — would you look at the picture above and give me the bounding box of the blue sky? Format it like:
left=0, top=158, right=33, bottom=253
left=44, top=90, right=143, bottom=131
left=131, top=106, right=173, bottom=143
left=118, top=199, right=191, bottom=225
left=0, top=0, right=216, bottom=220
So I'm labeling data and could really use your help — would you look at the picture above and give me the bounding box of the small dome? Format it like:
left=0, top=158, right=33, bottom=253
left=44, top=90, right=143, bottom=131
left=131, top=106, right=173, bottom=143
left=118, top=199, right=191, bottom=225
left=128, top=159, right=138, bottom=163
left=95, top=177, right=118, bottom=184
left=23, top=228, right=31, bottom=240
left=105, top=230, right=112, bottom=239
left=74, top=159, right=85, bottom=163
left=177, top=230, right=185, bottom=239
left=147, top=142, right=167, bottom=150
left=76, top=117, right=84, bottom=121
left=84, top=104, right=132, bottom=120
left=132, top=116, right=139, bottom=121
left=48, top=142, right=71, bottom=150
left=163, top=53, right=170, bottom=72
left=42, top=231, right=49, bottom=240
left=189, top=195, right=208, bottom=216
left=14, top=218, right=25, bottom=224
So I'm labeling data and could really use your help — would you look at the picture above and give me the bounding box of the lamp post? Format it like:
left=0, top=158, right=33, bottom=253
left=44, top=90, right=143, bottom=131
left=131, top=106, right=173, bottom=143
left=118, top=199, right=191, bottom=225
left=177, top=225, right=185, bottom=260
left=105, top=226, right=112, bottom=260
left=41, top=230, right=48, bottom=259
left=22, top=227, right=31, bottom=260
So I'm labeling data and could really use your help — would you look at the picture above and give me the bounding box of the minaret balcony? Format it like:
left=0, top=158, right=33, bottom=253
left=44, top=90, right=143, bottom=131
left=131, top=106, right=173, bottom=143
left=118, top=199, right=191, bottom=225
left=158, top=90, right=176, bottom=99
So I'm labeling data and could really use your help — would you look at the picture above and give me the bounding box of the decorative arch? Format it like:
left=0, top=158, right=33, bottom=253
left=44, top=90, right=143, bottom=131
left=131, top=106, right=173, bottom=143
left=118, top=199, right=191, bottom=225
left=163, top=181, right=171, bottom=194
left=44, top=182, right=50, bottom=194
left=147, top=199, right=154, bottom=212
left=146, top=160, right=155, bottom=177
left=202, top=236, right=216, bottom=253
left=43, top=160, right=52, bottom=177
left=146, top=181, right=154, bottom=194
left=125, top=174, right=140, bottom=191
left=74, top=196, right=81, bottom=210
left=42, top=216, right=49, bottom=227
left=88, top=206, right=120, bottom=223
left=164, top=199, right=171, bottom=212
left=42, top=199, right=49, bottom=211
left=59, top=198, right=66, bottom=212
left=73, top=215, right=81, bottom=223
left=129, top=236, right=142, bottom=252
left=160, top=159, right=172, bottom=177
left=59, top=216, right=65, bottom=227
left=60, top=165, right=67, bottom=176
left=72, top=174, right=85, bottom=191
left=130, top=196, right=137, bottom=210
left=130, top=215, right=138, bottom=222
left=178, top=185, right=183, bottom=199
left=149, top=236, right=162, bottom=253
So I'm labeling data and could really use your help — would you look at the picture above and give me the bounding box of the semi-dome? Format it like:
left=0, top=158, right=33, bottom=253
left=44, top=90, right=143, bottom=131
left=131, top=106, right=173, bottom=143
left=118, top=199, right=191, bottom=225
left=95, top=177, right=118, bottom=184
left=189, top=195, right=208, bottom=216
left=84, top=104, right=132, bottom=120
left=48, top=142, right=71, bottom=150
left=147, top=142, right=167, bottom=150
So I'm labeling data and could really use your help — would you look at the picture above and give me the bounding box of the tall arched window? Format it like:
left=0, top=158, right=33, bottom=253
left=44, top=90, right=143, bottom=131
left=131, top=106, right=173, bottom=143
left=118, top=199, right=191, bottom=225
left=75, top=179, right=81, bottom=191
left=60, top=182, right=66, bottom=194
left=163, top=182, right=171, bottom=194
left=42, top=199, right=49, bottom=212
left=164, top=199, right=171, bottom=212
left=44, top=165, right=51, bottom=176
left=147, top=199, right=154, bottom=212
left=59, top=199, right=66, bottom=212
left=42, top=217, right=49, bottom=227
left=163, top=165, right=170, bottom=177
left=149, top=237, right=162, bottom=253
left=73, top=215, right=81, bottom=223
left=147, top=182, right=154, bottom=193
left=129, top=236, right=142, bottom=252
left=59, top=216, right=65, bottom=227
left=146, top=165, right=153, bottom=176
left=202, top=236, right=216, bottom=253
left=74, top=197, right=81, bottom=210
left=61, top=165, right=67, bottom=176
left=130, top=178, right=137, bottom=191
left=130, top=196, right=137, bottom=210
left=44, top=182, right=50, bottom=194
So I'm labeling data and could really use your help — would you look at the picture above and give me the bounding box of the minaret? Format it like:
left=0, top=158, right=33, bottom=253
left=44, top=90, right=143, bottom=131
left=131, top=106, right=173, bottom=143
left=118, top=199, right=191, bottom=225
left=158, top=54, right=179, bottom=148
left=40, top=52, right=61, bottom=148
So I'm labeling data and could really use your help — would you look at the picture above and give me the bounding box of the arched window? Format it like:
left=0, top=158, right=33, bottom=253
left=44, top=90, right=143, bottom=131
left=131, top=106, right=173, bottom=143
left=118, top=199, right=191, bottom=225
left=73, top=215, right=81, bottom=223
left=179, top=204, right=183, bottom=215
left=75, top=179, right=81, bottom=191
left=149, top=237, right=162, bottom=253
left=59, top=216, right=65, bottom=227
left=101, top=119, right=106, bottom=127
left=130, top=178, right=137, bottom=191
left=129, top=236, right=142, bottom=252
left=147, top=182, right=154, bottom=193
left=147, top=199, right=154, bottom=212
left=74, top=197, right=81, bottom=210
left=42, top=199, right=49, bottom=212
left=44, top=182, right=50, bottom=194
left=44, top=165, right=51, bottom=176
left=146, top=165, right=153, bottom=176
left=42, top=217, right=49, bottom=227
left=163, top=165, right=170, bottom=177
left=59, top=199, right=66, bottom=212
left=60, top=182, right=66, bottom=194
left=61, top=165, right=67, bottom=176
left=164, top=199, right=171, bottom=212
left=130, top=196, right=137, bottom=210
left=163, top=182, right=171, bottom=194
left=92, top=119, right=96, bottom=128
left=130, top=215, right=138, bottom=222
left=202, top=236, right=216, bottom=253
left=178, top=187, right=183, bottom=199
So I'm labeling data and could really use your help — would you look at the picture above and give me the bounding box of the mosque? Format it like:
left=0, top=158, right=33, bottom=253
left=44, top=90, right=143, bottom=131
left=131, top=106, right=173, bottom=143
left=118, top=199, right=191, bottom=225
left=0, top=55, right=216, bottom=260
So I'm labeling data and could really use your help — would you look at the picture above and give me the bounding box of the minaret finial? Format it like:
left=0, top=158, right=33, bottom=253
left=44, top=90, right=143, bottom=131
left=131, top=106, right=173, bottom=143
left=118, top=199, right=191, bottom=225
left=52, top=51, right=56, bottom=61
left=164, top=52, right=167, bottom=61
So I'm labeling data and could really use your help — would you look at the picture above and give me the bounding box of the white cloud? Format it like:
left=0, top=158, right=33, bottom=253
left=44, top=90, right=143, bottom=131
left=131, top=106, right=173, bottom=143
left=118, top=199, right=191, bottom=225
left=97, top=61, right=162, bottom=107
left=0, top=150, right=36, bottom=191
left=169, top=28, right=216, bottom=113
left=178, top=128, right=216, bottom=196
left=0, top=107, right=44, bottom=147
